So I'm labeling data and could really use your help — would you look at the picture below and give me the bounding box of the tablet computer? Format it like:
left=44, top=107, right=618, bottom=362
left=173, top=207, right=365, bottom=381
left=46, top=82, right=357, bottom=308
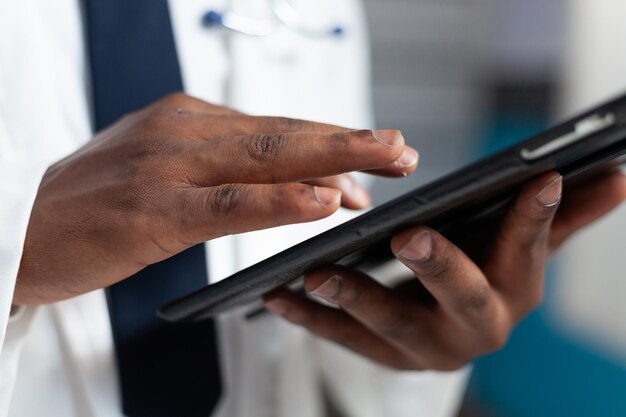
left=159, top=92, right=626, bottom=322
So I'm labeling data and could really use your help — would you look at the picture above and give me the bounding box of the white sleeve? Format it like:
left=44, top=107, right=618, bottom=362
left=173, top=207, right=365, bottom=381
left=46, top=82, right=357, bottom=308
left=0, top=113, right=47, bottom=414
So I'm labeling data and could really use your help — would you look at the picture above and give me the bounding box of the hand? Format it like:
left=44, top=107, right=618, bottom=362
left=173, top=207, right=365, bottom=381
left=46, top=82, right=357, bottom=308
left=16, top=93, right=418, bottom=304
left=264, top=171, right=626, bottom=370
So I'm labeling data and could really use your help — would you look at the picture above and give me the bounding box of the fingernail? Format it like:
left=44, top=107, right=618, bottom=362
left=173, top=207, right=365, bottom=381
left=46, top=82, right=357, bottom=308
left=396, top=148, right=419, bottom=175
left=537, top=176, right=563, bottom=207
left=372, top=130, right=403, bottom=147
left=265, top=299, right=288, bottom=315
left=314, top=186, right=342, bottom=208
left=397, top=231, right=432, bottom=262
left=309, top=275, right=341, bottom=300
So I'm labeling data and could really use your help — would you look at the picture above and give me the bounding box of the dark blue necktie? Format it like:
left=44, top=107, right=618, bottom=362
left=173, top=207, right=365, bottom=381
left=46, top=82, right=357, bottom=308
left=83, top=1, right=222, bottom=416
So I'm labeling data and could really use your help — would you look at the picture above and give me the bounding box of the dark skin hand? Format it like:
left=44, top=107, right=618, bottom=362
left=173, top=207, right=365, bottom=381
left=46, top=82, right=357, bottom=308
left=15, top=93, right=418, bottom=305
left=265, top=171, right=626, bottom=371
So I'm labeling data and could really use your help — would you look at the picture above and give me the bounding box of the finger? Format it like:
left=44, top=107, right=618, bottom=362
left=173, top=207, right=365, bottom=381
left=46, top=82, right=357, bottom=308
left=189, top=129, right=406, bottom=186
left=184, top=114, right=351, bottom=139
left=390, top=227, right=504, bottom=332
left=308, top=146, right=418, bottom=182
left=183, top=112, right=417, bottom=177
left=218, top=121, right=418, bottom=178
left=483, top=172, right=562, bottom=312
left=363, top=147, right=419, bottom=178
left=229, top=115, right=350, bottom=134
left=264, top=290, right=419, bottom=370
left=305, top=174, right=372, bottom=209
left=550, top=171, right=626, bottom=251
left=175, top=183, right=342, bottom=242
left=301, top=265, right=433, bottom=347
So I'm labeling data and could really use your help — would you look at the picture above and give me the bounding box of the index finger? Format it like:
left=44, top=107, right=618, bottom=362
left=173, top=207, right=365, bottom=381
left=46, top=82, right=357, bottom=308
left=185, top=113, right=351, bottom=139
left=188, top=129, right=409, bottom=186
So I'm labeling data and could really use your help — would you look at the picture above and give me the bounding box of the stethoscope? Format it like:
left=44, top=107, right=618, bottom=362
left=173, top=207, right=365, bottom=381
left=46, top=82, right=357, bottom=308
left=202, top=0, right=345, bottom=38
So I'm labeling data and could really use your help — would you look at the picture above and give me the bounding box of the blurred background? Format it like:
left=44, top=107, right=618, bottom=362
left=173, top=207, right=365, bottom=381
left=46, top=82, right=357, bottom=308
left=362, top=0, right=626, bottom=416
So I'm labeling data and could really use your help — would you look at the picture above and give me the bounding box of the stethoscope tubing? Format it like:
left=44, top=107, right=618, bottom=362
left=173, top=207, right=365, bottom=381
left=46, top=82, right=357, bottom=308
left=202, top=0, right=344, bottom=38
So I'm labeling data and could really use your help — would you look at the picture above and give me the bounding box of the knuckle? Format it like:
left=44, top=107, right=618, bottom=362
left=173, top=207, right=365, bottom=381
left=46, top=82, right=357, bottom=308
left=148, top=106, right=193, bottom=124
left=284, top=305, right=315, bottom=328
left=458, top=282, right=491, bottom=316
left=419, top=251, right=455, bottom=282
left=373, top=310, right=415, bottom=341
left=141, top=103, right=195, bottom=135
left=376, top=324, right=407, bottom=341
left=330, top=131, right=351, bottom=151
left=529, top=209, right=555, bottom=228
left=513, top=203, right=555, bottom=228
left=169, top=193, right=198, bottom=233
left=140, top=108, right=176, bottom=133
left=206, top=184, right=247, bottom=214
left=244, top=134, right=286, bottom=163
left=334, top=279, right=366, bottom=309
left=160, top=92, right=189, bottom=106
left=132, top=93, right=188, bottom=126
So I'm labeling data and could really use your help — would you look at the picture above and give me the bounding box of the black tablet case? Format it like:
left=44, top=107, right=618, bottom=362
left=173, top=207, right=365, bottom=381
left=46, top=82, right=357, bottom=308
left=160, top=93, right=626, bottom=322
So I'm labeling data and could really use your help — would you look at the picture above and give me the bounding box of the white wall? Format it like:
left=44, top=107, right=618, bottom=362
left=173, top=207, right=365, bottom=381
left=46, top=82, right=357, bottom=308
left=553, top=0, right=626, bottom=364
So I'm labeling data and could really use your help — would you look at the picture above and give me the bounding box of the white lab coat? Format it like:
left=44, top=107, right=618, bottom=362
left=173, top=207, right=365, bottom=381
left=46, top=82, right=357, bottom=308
left=0, top=0, right=469, bottom=416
